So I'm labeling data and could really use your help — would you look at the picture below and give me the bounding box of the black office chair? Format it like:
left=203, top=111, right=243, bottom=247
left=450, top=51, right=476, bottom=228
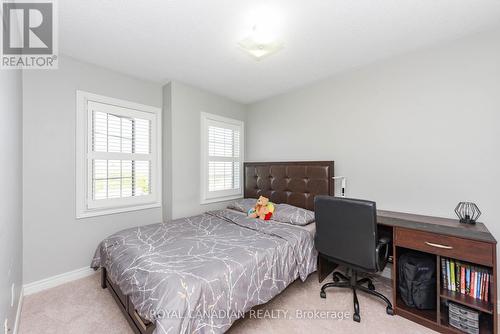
left=314, top=196, right=394, bottom=322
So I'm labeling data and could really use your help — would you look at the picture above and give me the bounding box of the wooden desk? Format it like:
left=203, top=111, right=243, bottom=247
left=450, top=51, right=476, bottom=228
left=318, top=210, right=497, bottom=334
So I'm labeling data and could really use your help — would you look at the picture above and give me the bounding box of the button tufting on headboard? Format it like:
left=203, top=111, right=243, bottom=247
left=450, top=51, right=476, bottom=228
left=244, top=161, right=334, bottom=211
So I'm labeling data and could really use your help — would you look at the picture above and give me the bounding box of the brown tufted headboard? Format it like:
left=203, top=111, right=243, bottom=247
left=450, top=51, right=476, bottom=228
left=244, top=161, right=335, bottom=211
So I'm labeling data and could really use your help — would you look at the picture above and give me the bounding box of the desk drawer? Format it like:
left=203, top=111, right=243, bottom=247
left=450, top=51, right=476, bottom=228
left=394, top=227, right=493, bottom=266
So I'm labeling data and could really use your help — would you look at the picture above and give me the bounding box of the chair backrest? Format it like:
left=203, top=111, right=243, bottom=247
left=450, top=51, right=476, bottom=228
left=314, top=196, right=378, bottom=272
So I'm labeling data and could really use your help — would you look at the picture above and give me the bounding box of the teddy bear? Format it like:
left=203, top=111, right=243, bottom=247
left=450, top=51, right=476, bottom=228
left=248, top=196, right=275, bottom=220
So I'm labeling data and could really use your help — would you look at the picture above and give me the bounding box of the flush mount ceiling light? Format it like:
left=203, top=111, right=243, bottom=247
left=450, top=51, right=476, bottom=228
left=238, top=25, right=284, bottom=60
left=238, top=7, right=284, bottom=61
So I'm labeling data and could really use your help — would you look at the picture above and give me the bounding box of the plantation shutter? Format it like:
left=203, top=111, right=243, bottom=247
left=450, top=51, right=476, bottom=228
left=87, top=102, right=154, bottom=208
left=201, top=113, right=244, bottom=202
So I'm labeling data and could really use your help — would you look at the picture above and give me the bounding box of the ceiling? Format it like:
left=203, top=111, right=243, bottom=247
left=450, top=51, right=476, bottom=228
left=60, top=0, right=500, bottom=104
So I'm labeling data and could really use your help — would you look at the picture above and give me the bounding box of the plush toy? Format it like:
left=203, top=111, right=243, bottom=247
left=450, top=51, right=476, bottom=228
left=248, top=196, right=275, bottom=220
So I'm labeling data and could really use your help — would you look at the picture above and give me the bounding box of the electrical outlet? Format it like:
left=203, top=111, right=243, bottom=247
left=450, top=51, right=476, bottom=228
left=10, top=283, right=15, bottom=307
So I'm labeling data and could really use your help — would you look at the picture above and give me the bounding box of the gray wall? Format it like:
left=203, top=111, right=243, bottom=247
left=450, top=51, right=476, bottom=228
left=22, top=59, right=246, bottom=283
left=0, top=69, right=23, bottom=331
left=23, top=56, right=163, bottom=284
left=167, top=81, right=246, bottom=219
left=247, top=28, right=500, bottom=252
left=162, top=83, right=173, bottom=222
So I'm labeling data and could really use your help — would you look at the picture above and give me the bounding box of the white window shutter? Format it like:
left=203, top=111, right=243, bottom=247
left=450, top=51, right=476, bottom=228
left=76, top=91, right=162, bottom=218
left=89, top=109, right=152, bottom=202
left=201, top=113, right=244, bottom=203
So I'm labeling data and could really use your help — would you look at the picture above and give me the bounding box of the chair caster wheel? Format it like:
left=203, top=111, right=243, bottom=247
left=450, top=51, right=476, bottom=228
left=368, top=283, right=375, bottom=291
left=320, top=291, right=326, bottom=298
left=353, top=313, right=361, bottom=322
left=386, top=307, right=394, bottom=315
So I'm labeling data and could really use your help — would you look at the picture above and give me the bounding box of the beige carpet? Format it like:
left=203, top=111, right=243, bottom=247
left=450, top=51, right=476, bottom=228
left=18, top=270, right=436, bottom=334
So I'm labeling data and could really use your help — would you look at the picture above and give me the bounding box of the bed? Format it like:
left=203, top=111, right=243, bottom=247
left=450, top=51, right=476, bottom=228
left=91, top=161, right=334, bottom=334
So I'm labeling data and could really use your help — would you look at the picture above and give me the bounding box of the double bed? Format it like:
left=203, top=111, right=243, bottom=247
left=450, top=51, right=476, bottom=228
left=91, top=161, right=334, bottom=334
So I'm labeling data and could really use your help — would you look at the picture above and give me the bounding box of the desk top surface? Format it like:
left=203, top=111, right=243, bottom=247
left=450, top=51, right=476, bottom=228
left=377, top=210, right=496, bottom=244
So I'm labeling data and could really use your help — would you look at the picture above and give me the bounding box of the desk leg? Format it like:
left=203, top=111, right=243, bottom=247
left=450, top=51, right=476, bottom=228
left=318, top=254, right=338, bottom=283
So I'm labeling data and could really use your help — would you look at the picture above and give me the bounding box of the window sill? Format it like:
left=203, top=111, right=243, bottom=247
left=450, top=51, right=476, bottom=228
left=200, top=195, right=243, bottom=205
left=76, top=202, right=161, bottom=219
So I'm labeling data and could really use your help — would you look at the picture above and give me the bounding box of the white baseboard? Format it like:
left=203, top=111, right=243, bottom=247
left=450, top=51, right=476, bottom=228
left=23, top=267, right=95, bottom=296
left=13, top=287, right=23, bottom=334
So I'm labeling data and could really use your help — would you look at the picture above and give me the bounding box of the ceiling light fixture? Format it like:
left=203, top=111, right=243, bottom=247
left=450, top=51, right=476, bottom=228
left=238, top=25, right=284, bottom=60
left=238, top=7, right=284, bottom=61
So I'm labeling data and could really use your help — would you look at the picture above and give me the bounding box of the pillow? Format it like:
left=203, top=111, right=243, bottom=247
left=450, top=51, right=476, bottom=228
left=273, top=203, right=315, bottom=226
left=227, top=198, right=256, bottom=214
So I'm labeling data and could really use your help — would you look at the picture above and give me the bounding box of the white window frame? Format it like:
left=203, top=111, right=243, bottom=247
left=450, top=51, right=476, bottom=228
left=200, top=112, right=244, bottom=204
left=76, top=91, right=162, bottom=218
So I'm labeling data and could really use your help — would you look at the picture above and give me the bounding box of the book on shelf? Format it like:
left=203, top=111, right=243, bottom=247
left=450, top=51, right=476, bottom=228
left=446, top=258, right=451, bottom=290
left=485, top=273, right=488, bottom=300
left=471, top=269, right=475, bottom=298
left=441, top=258, right=448, bottom=287
left=450, top=260, right=455, bottom=292
left=476, top=271, right=481, bottom=299
left=478, top=272, right=482, bottom=300
left=460, top=266, right=465, bottom=295
left=481, top=271, right=484, bottom=299
left=440, top=257, right=491, bottom=303
left=465, top=266, right=470, bottom=295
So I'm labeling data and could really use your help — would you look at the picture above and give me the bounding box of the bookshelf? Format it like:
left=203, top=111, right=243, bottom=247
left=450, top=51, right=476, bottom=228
left=391, top=222, right=497, bottom=334
left=440, top=289, right=493, bottom=314
left=438, top=256, right=495, bottom=334
left=440, top=257, right=493, bottom=311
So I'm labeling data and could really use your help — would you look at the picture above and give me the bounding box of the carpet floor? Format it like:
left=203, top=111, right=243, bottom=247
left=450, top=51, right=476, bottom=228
left=18, top=270, right=436, bottom=334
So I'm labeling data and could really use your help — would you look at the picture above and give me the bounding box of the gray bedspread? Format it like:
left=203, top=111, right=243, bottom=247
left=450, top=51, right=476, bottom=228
left=91, top=209, right=317, bottom=334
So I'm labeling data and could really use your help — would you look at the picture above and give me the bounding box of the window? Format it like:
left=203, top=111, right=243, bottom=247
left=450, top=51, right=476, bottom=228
left=200, top=112, right=244, bottom=204
left=76, top=91, right=161, bottom=218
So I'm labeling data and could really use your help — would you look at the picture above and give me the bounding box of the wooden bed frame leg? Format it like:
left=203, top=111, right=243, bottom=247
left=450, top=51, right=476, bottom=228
left=101, top=267, right=107, bottom=289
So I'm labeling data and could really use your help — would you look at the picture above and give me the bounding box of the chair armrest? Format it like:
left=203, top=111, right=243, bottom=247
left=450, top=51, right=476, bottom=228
left=375, top=237, right=391, bottom=272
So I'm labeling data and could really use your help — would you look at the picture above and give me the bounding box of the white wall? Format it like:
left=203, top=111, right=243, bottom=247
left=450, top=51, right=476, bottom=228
left=22, top=56, right=163, bottom=284
left=0, top=69, right=23, bottom=331
left=166, top=81, right=246, bottom=219
left=247, top=28, right=500, bottom=244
